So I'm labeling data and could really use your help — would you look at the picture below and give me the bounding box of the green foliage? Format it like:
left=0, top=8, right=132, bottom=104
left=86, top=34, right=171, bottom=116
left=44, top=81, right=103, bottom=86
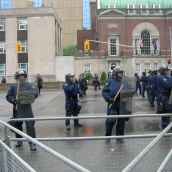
left=79, top=72, right=93, bottom=82
left=100, top=72, right=107, bottom=85
left=63, top=45, right=77, bottom=56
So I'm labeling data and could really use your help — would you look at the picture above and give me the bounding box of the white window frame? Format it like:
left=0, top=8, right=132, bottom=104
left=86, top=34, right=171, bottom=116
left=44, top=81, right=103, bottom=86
left=140, top=4, right=148, bottom=14
left=144, top=63, right=151, bottom=72
left=108, top=37, right=119, bottom=56
left=108, top=4, right=116, bottom=9
left=84, top=63, right=91, bottom=73
left=0, top=42, right=5, bottom=53
left=153, top=63, right=158, bottom=70
left=18, top=40, right=27, bottom=53
left=136, top=63, right=141, bottom=74
left=127, top=4, right=135, bottom=14
left=17, top=19, right=28, bottom=30
left=18, top=63, right=28, bottom=73
left=0, top=19, right=5, bottom=31
left=0, top=64, right=6, bottom=75
left=153, top=4, right=161, bottom=13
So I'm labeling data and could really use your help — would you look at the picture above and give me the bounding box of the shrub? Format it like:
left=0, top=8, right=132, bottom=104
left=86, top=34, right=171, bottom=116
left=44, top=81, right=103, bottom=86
left=79, top=72, right=93, bottom=82
left=100, top=72, right=107, bottom=85
left=63, top=45, right=77, bottom=56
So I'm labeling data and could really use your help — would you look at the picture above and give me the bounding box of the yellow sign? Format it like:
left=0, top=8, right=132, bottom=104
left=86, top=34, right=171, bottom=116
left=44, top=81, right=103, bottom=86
left=84, top=40, right=90, bottom=51
left=16, top=41, right=22, bottom=53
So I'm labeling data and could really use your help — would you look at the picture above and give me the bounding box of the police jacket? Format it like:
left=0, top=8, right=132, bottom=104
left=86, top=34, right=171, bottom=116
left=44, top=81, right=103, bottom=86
left=156, top=75, right=172, bottom=96
left=140, top=75, right=148, bottom=86
left=63, top=81, right=79, bottom=111
left=102, top=76, right=121, bottom=109
left=6, top=81, right=38, bottom=118
left=148, top=75, right=158, bottom=89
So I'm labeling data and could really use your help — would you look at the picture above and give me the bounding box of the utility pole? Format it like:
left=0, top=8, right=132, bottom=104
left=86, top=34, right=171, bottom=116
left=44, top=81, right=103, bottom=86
left=170, top=27, right=172, bottom=61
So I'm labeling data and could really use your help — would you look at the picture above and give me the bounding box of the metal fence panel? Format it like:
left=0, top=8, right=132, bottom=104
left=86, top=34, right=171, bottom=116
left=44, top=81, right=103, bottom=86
left=0, top=140, right=36, bottom=172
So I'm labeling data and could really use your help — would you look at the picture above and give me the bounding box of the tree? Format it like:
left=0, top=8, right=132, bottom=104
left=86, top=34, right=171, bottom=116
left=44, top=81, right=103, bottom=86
left=100, top=72, right=107, bottom=85
left=63, top=45, right=77, bottom=56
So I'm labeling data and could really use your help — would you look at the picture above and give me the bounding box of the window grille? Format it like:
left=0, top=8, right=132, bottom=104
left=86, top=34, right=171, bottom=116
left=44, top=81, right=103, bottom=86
left=141, top=31, right=151, bottom=55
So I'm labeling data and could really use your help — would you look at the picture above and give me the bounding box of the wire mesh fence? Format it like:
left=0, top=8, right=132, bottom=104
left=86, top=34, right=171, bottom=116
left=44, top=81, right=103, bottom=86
left=0, top=140, right=36, bottom=172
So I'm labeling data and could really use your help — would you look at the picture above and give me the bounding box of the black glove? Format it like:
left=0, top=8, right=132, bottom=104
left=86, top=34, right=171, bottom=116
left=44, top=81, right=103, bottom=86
left=109, top=98, right=114, bottom=103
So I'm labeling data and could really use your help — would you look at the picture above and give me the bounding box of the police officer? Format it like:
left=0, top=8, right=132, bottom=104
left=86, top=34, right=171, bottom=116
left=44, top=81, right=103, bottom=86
left=6, top=69, right=38, bottom=151
left=92, top=73, right=100, bottom=91
left=148, top=70, right=159, bottom=107
left=102, top=66, right=126, bottom=143
left=156, top=66, right=172, bottom=129
left=140, top=72, right=148, bottom=98
left=63, top=73, right=83, bottom=130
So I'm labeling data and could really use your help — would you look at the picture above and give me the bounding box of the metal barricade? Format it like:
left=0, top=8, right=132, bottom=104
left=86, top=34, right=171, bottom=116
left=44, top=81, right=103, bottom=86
left=0, top=120, right=91, bottom=172
left=3, top=113, right=172, bottom=172
left=0, top=140, right=36, bottom=172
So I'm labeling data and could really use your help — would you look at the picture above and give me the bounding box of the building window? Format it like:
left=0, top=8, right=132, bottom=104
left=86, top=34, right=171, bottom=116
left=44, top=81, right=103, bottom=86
left=108, top=4, right=116, bottom=9
left=84, top=63, right=91, bottom=73
left=144, top=63, right=151, bottom=72
left=83, top=0, right=90, bottom=29
left=18, top=63, right=28, bottom=73
left=0, top=64, right=6, bottom=75
left=0, top=42, right=5, bottom=53
left=34, top=0, right=42, bottom=7
left=17, top=19, right=28, bottom=30
left=0, top=0, right=11, bottom=9
left=127, top=4, right=135, bottom=14
left=153, top=4, right=161, bottom=13
left=108, top=37, right=119, bottom=56
left=0, top=19, right=5, bottom=31
left=19, top=40, right=27, bottom=53
left=153, top=63, right=158, bottom=70
left=141, top=31, right=151, bottom=55
left=140, top=4, right=148, bottom=14
left=136, top=63, right=141, bottom=74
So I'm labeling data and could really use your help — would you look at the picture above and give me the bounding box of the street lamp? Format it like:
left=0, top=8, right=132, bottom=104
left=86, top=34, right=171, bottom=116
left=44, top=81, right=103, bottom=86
left=170, top=27, right=172, bottom=62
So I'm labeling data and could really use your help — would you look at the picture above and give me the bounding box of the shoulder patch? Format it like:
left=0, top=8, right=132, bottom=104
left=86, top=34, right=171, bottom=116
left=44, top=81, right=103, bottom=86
left=163, top=78, right=167, bottom=82
left=64, top=83, right=68, bottom=86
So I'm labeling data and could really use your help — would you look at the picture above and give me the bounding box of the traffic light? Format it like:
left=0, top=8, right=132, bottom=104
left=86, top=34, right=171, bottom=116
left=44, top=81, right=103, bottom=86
left=84, top=40, right=90, bottom=51
left=16, top=41, right=22, bottom=53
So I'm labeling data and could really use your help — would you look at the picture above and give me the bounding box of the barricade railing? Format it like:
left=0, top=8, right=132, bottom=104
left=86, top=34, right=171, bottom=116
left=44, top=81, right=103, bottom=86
left=0, top=120, right=91, bottom=172
left=122, top=122, right=172, bottom=172
left=3, top=113, right=172, bottom=172
left=0, top=140, right=36, bottom=172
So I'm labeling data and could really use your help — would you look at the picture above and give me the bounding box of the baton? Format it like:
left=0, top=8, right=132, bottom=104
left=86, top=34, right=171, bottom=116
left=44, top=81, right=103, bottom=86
left=15, top=80, right=20, bottom=110
left=109, top=84, right=124, bottom=109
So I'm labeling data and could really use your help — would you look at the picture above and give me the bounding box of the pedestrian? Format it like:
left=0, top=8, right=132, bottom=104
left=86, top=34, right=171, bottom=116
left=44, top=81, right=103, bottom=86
left=35, top=73, right=43, bottom=95
left=102, top=66, right=131, bottom=143
left=156, top=66, right=172, bottom=129
left=134, top=73, right=141, bottom=95
left=92, top=73, right=100, bottom=91
left=140, top=72, right=148, bottom=98
left=6, top=69, right=38, bottom=151
left=63, top=73, right=83, bottom=131
left=1, top=76, right=6, bottom=84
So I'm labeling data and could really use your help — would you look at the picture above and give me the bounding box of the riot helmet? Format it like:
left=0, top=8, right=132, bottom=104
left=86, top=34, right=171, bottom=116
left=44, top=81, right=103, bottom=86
left=65, top=73, right=75, bottom=83
left=158, top=66, right=169, bottom=75
left=112, top=66, right=124, bottom=79
left=111, top=64, right=116, bottom=70
left=15, top=69, right=27, bottom=79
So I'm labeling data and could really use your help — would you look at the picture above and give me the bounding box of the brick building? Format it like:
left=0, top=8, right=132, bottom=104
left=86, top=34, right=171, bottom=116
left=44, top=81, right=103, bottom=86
left=76, top=0, right=172, bottom=77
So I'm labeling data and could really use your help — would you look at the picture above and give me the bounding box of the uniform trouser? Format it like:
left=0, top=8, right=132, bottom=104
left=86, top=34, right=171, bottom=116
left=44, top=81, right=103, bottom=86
left=135, top=83, right=141, bottom=94
left=65, top=110, right=79, bottom=126
left=160, top=96, right=170, bottom=129
left=13, top=109, right=36, bottom=139
left=15, top=121, right=36, bottom=139
left=105, top=118, right=125, bottom=136
left=142, top=85, right=146, bottom=97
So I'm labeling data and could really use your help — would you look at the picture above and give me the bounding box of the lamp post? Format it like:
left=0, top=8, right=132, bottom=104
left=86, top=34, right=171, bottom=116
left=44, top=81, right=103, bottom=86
left=169, top=27, right=172, bottom=61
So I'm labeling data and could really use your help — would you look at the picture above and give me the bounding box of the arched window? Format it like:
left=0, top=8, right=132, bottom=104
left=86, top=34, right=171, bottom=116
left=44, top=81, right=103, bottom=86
left=141, top=31, right=151, bottom=55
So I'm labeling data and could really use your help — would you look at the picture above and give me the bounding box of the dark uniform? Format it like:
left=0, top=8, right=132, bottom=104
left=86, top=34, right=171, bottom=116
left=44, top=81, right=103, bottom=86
left=102, top=66, right=127, bottom=142
left=6, top=70, right=38, bottom=151
left=63, top=73, right=83, bottom=130
left=92, top=74, right=100, bottom=91
left=140, top=72, right=148, bottom=98
left=156, top=67, right=172, bottom=129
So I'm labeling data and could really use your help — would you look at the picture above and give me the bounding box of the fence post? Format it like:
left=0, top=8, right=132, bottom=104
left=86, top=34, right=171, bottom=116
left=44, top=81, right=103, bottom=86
left=1, top=146, right=8, bottom=172
left=4, top=126, right=10, bottom=147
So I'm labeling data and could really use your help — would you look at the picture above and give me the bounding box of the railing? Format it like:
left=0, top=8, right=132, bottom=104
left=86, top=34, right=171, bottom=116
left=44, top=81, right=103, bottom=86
left=0, top=140, right=36, bottom=172
left=2, top=113, right=172, bottom=172
left=0, top=120, right=91, bottom=172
